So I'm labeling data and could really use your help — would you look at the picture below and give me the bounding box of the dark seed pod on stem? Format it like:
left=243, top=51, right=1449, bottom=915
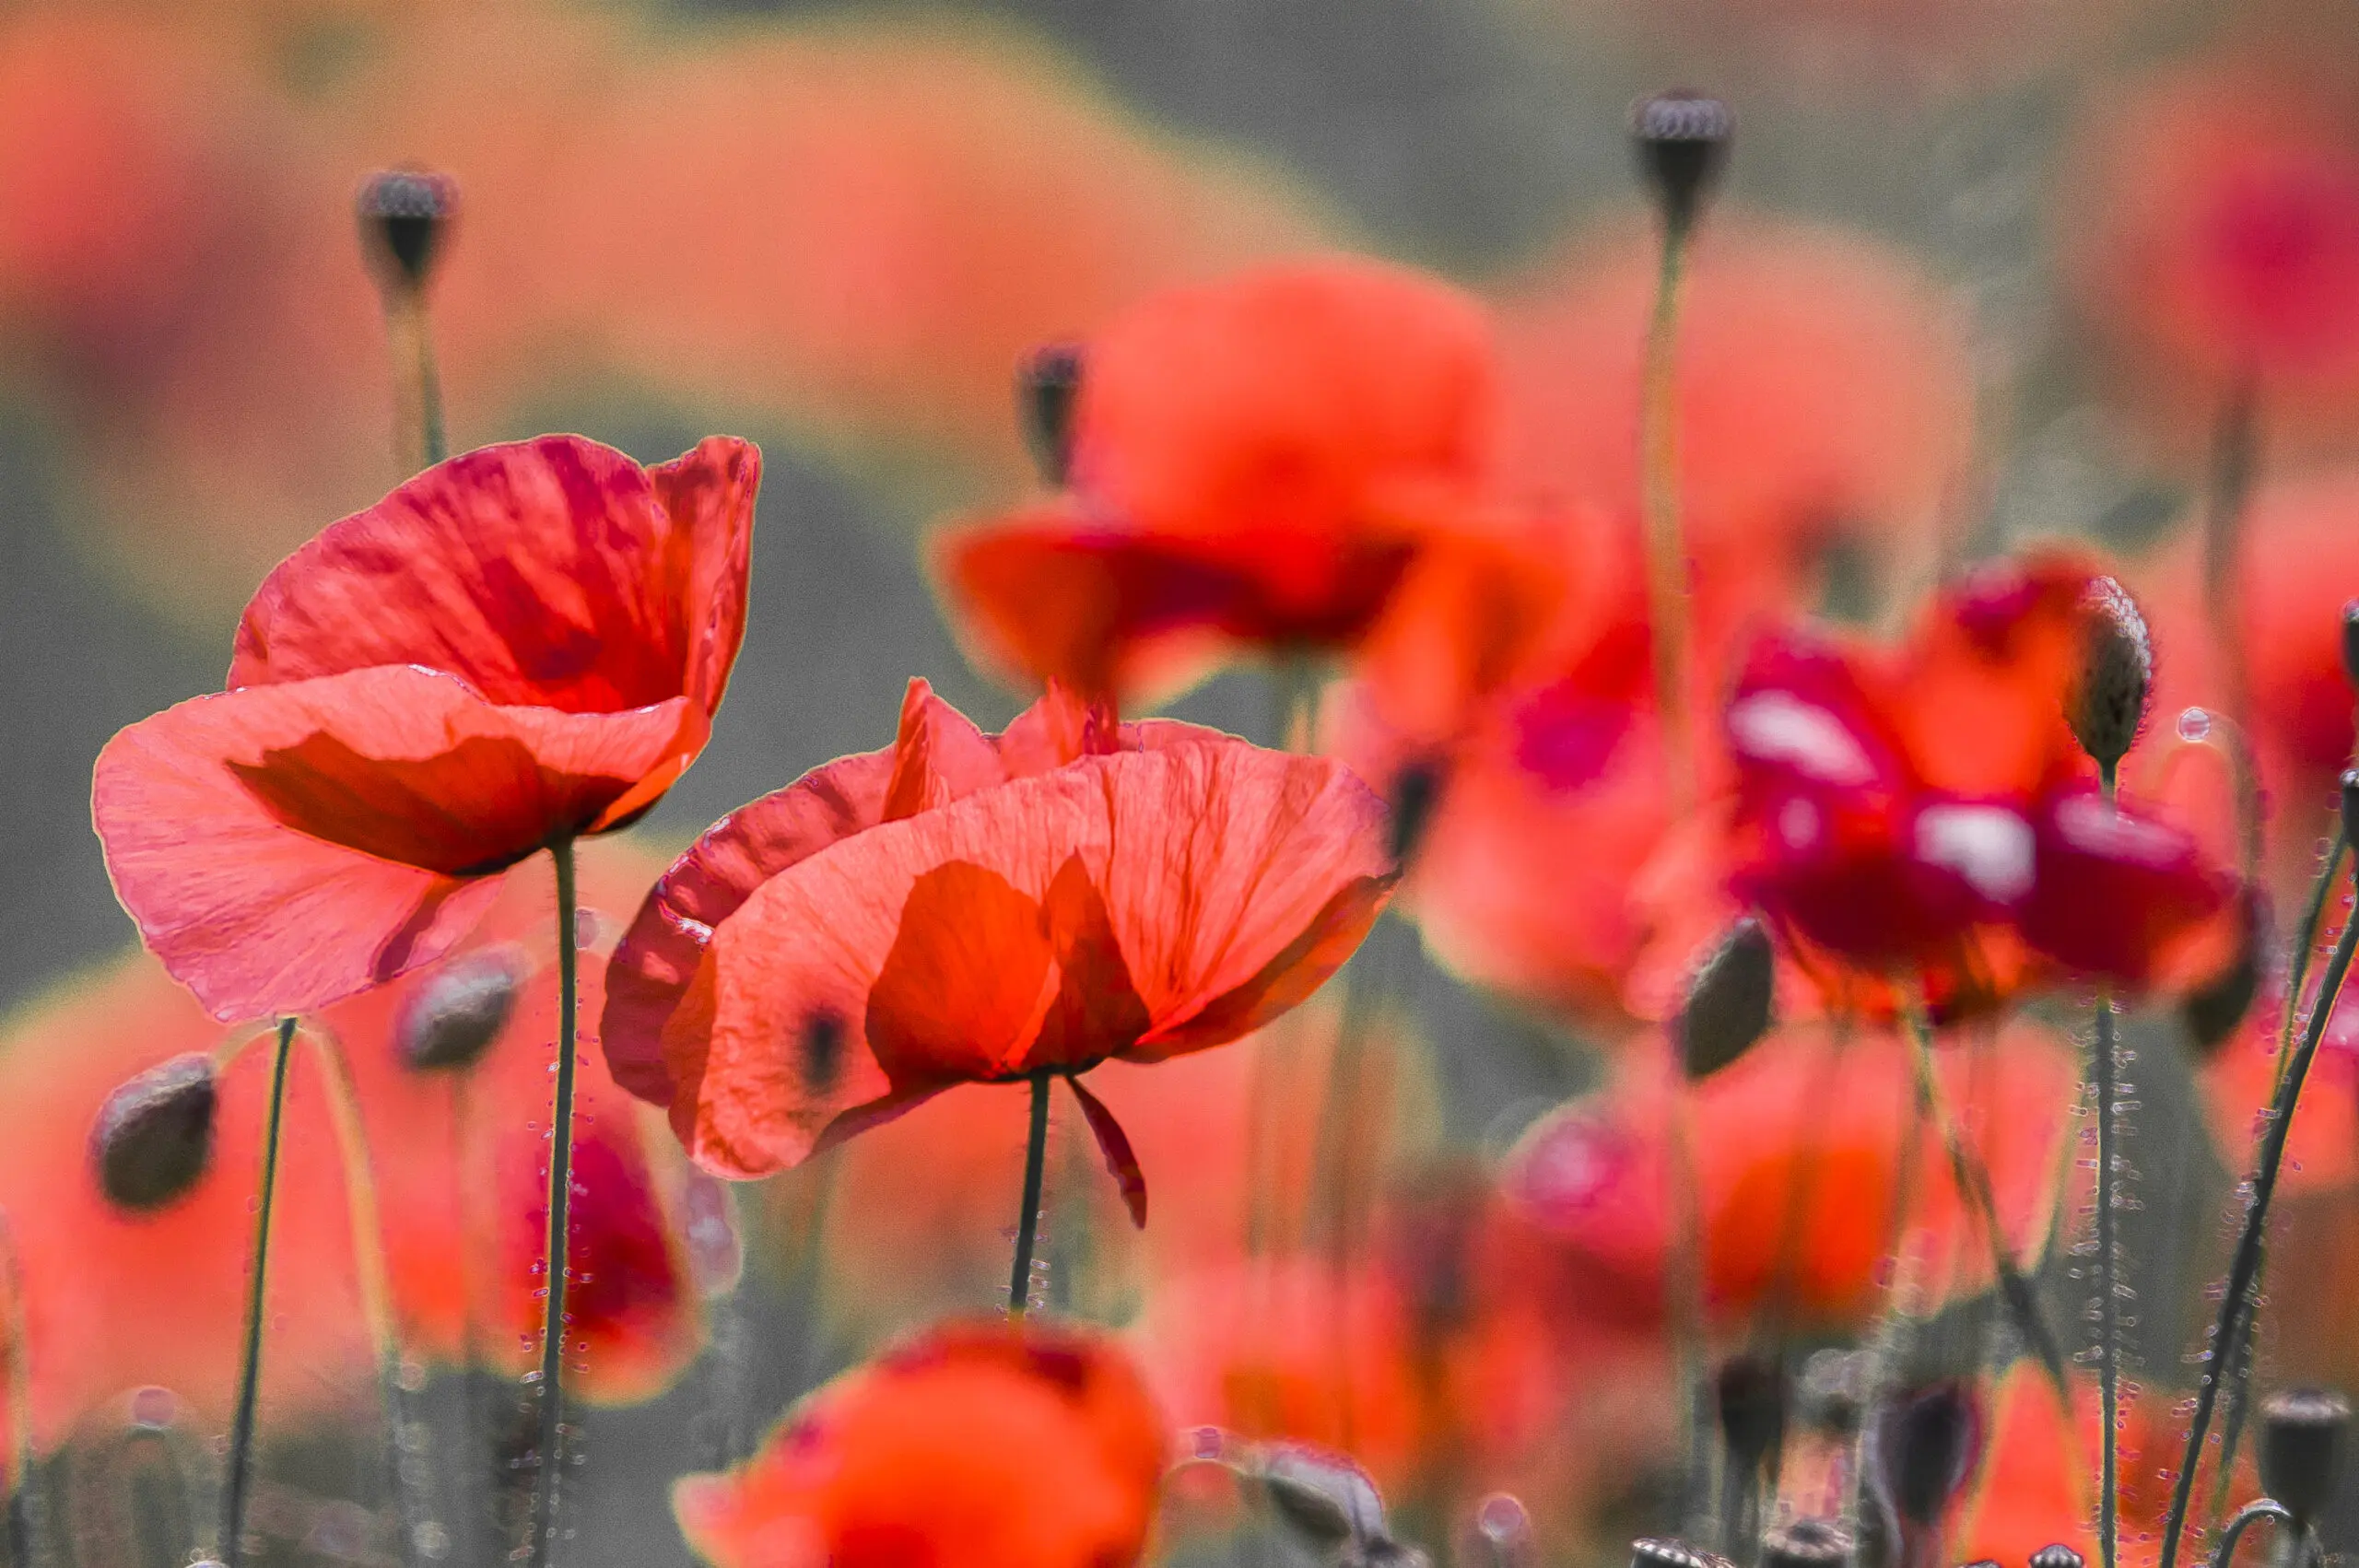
left=394, top=948, right=522, bottom=1071
left=1680, top=916, right=1775, bottom=1079
left=1759, top=1518, right=1850, bottom=1568
left=2341, top=599, right=2359, bottom=691
left=356, top=169, right=458, bottom=294
left=1716, top=1352, right=1786, bottom=1472
left=2029, top=1544, right=2086, bottom=1568
left=1388, top=755, right=1447, bottom=871
left=1629, top=92, right=1733, bottom=237
left=2341, top=769, right=2359, bottom=848
left=1631, top=1539, right=1733, bottom=1568
left=1016, top=342, right=1085, bottom=487
left=2066, top=576, right=2153, bottom=776
left=1872, top=1379, right=1980, bottom=1530
left=2259, top=1387, right=2351, bottom=1529
left=1261, top=1444, right=1389, bottom=1548
left=90, top=1054, right=218, bottom=1211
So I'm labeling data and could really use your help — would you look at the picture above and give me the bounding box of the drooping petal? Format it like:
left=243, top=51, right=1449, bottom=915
left=92, top=665, right=686, bottom=1020
left=228, top=435, right=757, bottom=716
left=1067, top=1073, right=1149, bottom=1229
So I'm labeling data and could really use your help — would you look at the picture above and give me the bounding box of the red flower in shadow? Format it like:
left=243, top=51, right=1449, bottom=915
left=603, top=680, right=1394, bottom=1205
left=935, top=257, right=1503, bottom=704
left=672, top=1317, right=1168, bottom=1568
left=91, top=434, right=757, bottom=1021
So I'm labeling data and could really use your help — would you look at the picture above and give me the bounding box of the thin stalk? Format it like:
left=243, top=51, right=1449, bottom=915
left=221, top=1015, right=298, bottom=1568
left=1666, top=1081, right=1711, bottom=1532
left=1640, top=218, right=1699, bottom=817
left=1899, top=1005, right=2071, bottom=1398
left=1008, top=1072, right=1053, bottom=1316
left=2208, top=1500, right=2294, bottom=1568
left=2157, top=896, right=2359, bottom=1568
left=0, top=1214, right=33, bottom=1567
left=2095, top=765, right=2123, bottom=1568
left=527, top=838, right=580, bottom=1568
left=417, top=306, right=446, bottom=467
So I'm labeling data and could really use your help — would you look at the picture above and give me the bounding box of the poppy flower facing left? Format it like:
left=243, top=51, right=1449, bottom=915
left=91, top=433, right=758, bottom=1022
left=603, top=679, right=1395, bottom=1209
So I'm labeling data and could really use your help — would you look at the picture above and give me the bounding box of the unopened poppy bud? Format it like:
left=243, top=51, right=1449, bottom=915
left=1680, top=916, right=1775, bottom=1079
left=1631, top=1538, right=1732, bottom=1568
left=1016, top=342, right=1084, bottom=487
left=2029, top=1545, right=2085, bottom=1568
left=1872, top=1380, right=1980, bottom=1529
left=91, top=1054, right=217, bottom=1211
left=1716, top=1352, right=1786, bottom=1471
left=2342, top=770, right=2359, bottom=848
left=2341, top=600, right=2359, bottom=692
left=1262, top=1444, right=1388, bottom=1546
left=2259, top=1387, right=2351, bottom=1527
left=357, top=169, right=458, bottom=293
left=2183, top=885, right=2266, bottom=1056
left=1759, top=1518, right=1850, bottom=1568
left=394, top=949, right=521, bottom=1071
left=1389, top=756, right=1446, bottom=869
left=2066, top=576, right=2153, bottom=774
left=1630, top=92, right=1732, bottom=237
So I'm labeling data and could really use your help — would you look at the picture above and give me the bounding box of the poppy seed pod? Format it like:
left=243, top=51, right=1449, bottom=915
left=357, top=169, right=458, bottom=293
left=1261, top=1445, right=1389, bottom=1547
left=1872, top=1380, right=1980, bottom=1529
left=1631, top=1538, right=1732, bottom=1568
left=1016, top=342, right=1085, bottom=488
left=394, top=949, right=522, bottom=1071
left=2259, top=1387, right=2351, bottom=1527
left=2343, top=769, right=2359, bottom=848
left=2029, top=1545, right=2085, bottom=1568
left=2066, top=576, right=2153, bottom=774
left=91, top=1053, right=218, bottom=1211
left=1759, top=1518, right=1851, bottom=1568
left=1630, top=92, right=1732, bottom=237
left=1680, top=916, right=1776, bottom=1079
left=1716, top=1352, right=1787, bottom=1471
left=1388, top=755, right=1446, bottom=870
left=2341, top=600, right=2359, bottom=692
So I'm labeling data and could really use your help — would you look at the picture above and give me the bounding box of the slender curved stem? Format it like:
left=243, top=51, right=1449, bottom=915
left=528, top=838, right=580, bottom=1568
left=1665, top=1081, right=1710, bottom=1530
left=2158, top=898, right=2359, bottom=1568
left=417, top=310, right=446, bottom=468
left=1008, top=1072, right=1053, bottom=1316
left=2095, top=989, right=2121, bottom=1568
left=1640, top=219, right=1697, bottom=817
left=222, top=1015, right=297, bottom=1568
left=2208, top=1499, right=2294, bottom=1568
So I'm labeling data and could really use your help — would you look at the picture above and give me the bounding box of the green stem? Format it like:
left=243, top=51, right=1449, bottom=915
left=1640, top=219, right=1697, bottom=817
left=528, top=839, right=579, bottom=1568
left=2158, top=892, right=2359, bottom=1568
left=418, top=313, right=446, bottom=468
left=221, top=1015, right=297, bottom=1568
left=2095, top=764, right=2121, bottom=1568
left=1008, top=1072, right=1053, bottom=1316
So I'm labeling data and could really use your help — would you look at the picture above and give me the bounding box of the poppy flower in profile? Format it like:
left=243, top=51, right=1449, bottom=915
left=672, top=1317, right=1168, bottom=1568
left=603, top=678, right=1394, bottom=1209
left=1717, top=551, right=2235, bottom=1016
left=934, top=256, right=1503, bottom=704
left=91, top=433, right=758, bottom=1023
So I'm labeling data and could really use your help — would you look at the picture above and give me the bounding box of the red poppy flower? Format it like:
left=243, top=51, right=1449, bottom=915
left=603, top=679, right=1394, bottom=1196
left=0, top=840, right=698, bottom=1451
left=1719, top=552, right=2236, bottom=1012
left=1501, top=1020, right=2078, bottom=1331
left=672, top=1317, right=1168, bottom=1568
left=934, top=257, right=1503, bottom=703
left=91, top=433, right=758, bottom=1022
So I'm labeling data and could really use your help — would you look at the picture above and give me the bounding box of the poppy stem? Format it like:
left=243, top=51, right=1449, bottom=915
left=2156, top=875, right=2359, bottom=1568
left=2094, top=763, right=2123, bottom=1568
left=1898, top=1004, right=2070, bottom=1398
left=385, top=290, right=447, bottom=473
left=0, top=1211, right=36, bottom=1565
left=1664, top=1081, right=1711, bottom=1532
left=1640, top=215, right=1698, bottom=816
left=1008, top=1071, right=1053, bottom=1317
left=220, top=1013, right=297, bottom=1568
left=528, top=837, right=580, bottom=1568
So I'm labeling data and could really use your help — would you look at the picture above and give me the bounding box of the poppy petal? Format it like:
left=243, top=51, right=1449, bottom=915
left=2017, top=786, right=2236, bottom=984
left=1067, top=1073, right=1149, bottom=1229
left=93, top=665, right=687, bottom=1020
left=647, top=436, right=762, bottom=720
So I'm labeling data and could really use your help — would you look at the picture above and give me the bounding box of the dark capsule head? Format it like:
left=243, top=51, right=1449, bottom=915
left=1715, top=1352, right=1787, bottom=1470
left=1631, top=1539, right=1732, bottom=1568
left=357, top=168, right=458, bottom=293
left=1872, top=1379, right=1980, bottom=1528
left=2259, top=1387, right=2351, bottom=1527
left=1629, top=92, right=1732, bottom=237
left=393, top=948, right=522, bottom=1071
left=2342, top=769, right=2359, bottom=848
left=1758, top=1518, right=1851, bottom=1568
left=1388, top=755, right=1447, bottom=870
left=1016, top=342, right=1085, bottom=488
left=2065, top=576, right=2153, bottom=774
left=2182, top=884, right=2266, bottom=1056
left=2028, top=1545, right=2085, bottom=1568
left=2341, top=600, right=2359, bottom=691
left=1261, top=1444, right=1388, bottom=1546
left=91, top=1054, right=218, bottom=1211
left=1680, top=916, right=1776, bottom=1079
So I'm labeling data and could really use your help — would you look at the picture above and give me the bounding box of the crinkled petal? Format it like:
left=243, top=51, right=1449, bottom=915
left=649, top=436, right=762, bottom=720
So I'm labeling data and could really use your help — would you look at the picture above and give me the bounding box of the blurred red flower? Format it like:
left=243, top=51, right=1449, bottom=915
left=604, top=679, right=1394, bottom=1190
left=91, top=434, right=757, bottom=1022
left=0, top=841, right=698, bottom=1452
left=673, top=1317, right=1168, bottom=1568
left=936, top=257, right=1504, bottom=704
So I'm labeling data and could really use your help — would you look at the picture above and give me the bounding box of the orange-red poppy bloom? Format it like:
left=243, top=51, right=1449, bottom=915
left=604, top=680, right=1395, bottom=1197
left=91, top=433, right=757, bottom=1022
left=672, top=1317, right=1168, bottom=1568
left=935, top=257, right=1503, bottom=704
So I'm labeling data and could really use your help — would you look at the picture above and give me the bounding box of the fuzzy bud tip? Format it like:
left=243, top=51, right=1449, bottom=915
left=395, top=948, right=521, bottom=1071
left=91, top=1052, right=218, bottom=1211
left=2066, top=576, right=2153, bottom=774
left=1680, top=915, right=1775, bottom=1079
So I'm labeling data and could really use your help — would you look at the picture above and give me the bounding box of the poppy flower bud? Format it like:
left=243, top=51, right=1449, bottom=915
left=1016, top=342, right=1085, bottom=487
left=2259, top=1387, right=2351, bottom=1528
left=1630, top=92, right=1732, bottom=237
left=2066, top=576, right=2153, bottom=775
left=1680, top=916, right=1776, bottom=1079
left=1631, top=1538, right=1732, bottom=1568
left=2183, top=885, right=2266, bottom=1056
left=394, top=949, right=521, bottom=1071
left=90, top=1053, right=217, bottom=1211
left=1716, top=1352, right=1787, bottom=1472
left=2341, top=600, right=2359, bottom=692
left=357, top=169, right=458, bottom=293
left=1871, top=1379, right=1980, bottom=1529
left=2343, top=769, right=2359, bottom=848
left=1262, top=1444, right=1389, bottom=1547
left=1759, top=1518, right=1850, bottom=1568
left=2029, top=1545, right=2084, bottom=1568
left=1388, top=755, right=1446, bottom=869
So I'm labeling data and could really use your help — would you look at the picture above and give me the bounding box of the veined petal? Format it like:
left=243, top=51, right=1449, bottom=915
left=649, top=436, right=762, bottom=720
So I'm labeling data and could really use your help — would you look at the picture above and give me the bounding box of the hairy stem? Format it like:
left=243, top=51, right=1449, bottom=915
left=221, top=1015, right=298, bottom=1568
left=1640, top=219, right=1698, bottom=816
left=1008, top=1072, right=1053, bottom=1316
left=527, top=838, right=580, bottom=1568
